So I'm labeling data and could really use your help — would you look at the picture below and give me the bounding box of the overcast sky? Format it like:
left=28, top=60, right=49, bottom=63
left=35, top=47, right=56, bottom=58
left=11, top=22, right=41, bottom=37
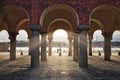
left=0, top=30, right=120, bottom=42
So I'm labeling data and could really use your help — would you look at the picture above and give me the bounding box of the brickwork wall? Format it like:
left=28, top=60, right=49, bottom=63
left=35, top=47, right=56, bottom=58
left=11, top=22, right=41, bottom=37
left=0, top=0, right=120, bottom=24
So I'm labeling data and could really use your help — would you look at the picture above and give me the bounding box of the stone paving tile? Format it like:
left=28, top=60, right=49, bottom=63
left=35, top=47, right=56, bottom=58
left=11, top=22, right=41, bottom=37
left=0, top=52, right=120, bottom=80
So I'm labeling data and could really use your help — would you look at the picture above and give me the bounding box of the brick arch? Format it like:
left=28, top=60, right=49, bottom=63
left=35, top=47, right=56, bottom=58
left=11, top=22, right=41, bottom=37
left=40, top=4, right=79, bottom=25
left=40, top=4, right=79, bottom=33
left=48, top=18, right=73, bottom=32
left=89, top=5, right=120, bottom=33
left=0, top=5, right=29, bottom=32
left=16, top=19, right=32, bottom=38
left=89, top=18, right=104, bottom=32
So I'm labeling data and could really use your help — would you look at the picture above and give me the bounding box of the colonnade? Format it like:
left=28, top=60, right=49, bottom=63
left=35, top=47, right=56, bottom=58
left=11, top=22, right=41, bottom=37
left=88, top=32, right=113, bottom=61
left=7, top=24, right=96, bottom=68
left=6, top=24, right=114, bottom=69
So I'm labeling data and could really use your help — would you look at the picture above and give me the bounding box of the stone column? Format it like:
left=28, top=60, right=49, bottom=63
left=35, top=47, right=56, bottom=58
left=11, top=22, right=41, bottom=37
left=73, top=33, right=78, bottom=61
left=30, top=24, right=40, bottom=68
left=28, top=37, right=32, bottom=55
left=9, top=32, right=18, bottom=60
left=102, top=33, right=112, bottom=61
left=41, top=33, right=47, bottom=61
left=48, top=38, right=52, bottom=56
left=78, top=25, right=90, bottom=68
left=68, top=38, right=72, bottom=56
left=88, top=35, right=93, bottom=56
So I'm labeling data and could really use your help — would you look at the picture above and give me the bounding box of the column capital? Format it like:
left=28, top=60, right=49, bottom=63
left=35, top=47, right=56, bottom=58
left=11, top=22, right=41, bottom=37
left=88, top=35, right=93, bottom=40
left=48, top=37, right=52, bottom=41
left=102, top=32, right=113, bottom=40
left=8, top=32, right=18, bottom=39
left=74, top=31, right=79, bottom=34
left=8, top=32, right=18, bottom=35
left=29, top=24, right=41, bottom=31
left=73, top=33, right=78, bottom=39
left=68, top=37, right=73, bottom=40
left=28, top=36, right=32, bottom=39
left=77, top=25, right=90, bottom=31
left=40, top=32, right=47, bottom=35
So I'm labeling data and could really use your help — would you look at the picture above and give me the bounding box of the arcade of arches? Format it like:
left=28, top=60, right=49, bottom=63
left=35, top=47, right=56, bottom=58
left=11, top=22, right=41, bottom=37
left=0, top=1, right=120, bottom=68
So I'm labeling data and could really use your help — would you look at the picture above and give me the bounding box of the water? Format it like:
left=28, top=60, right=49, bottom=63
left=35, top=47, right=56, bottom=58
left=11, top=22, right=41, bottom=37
left=92, top=47, right=120, bottom=52
left=16, top=47, right=69, bottom=52
left=16, top=47, right=120, bottom=52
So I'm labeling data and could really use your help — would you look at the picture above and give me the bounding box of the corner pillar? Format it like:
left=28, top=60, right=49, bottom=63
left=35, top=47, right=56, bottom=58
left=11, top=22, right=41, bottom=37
left=41, top=33, right=47, bottom=61
left=88, top=35, right=93, bottom=56
left=102, top=33, right=112, bottom=61
left=48, top=38, right=52, bottom=56
left=29, top=24, right=40, bottom=68
left=28, top=37, right=32, bottom=55
left=68, top=38, right=72, bottom=56
left=9, top=32, right=18, bottom=60
left=73, top=33, right=78, bottom=61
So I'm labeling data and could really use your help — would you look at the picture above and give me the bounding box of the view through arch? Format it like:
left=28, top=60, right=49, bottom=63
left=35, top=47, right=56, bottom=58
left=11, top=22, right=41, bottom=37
left=112, top=30, right=120, bottom=55
left=52, top=29, right=68, bottom=56
left=92, top=30, right=104, bottom=54
left=0, top=30, right=9, bottom=52
left=16, top=30, right=28, bottom=55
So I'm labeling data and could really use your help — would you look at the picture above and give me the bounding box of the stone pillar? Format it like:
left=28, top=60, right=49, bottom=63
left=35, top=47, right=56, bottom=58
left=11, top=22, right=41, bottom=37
left=41, top=33, right=47, bottom=61
left=78, top=25, right=90, bottom=68
left=28, top=37, right=32, bottom=55
left=9, top=32, right=18, bottom=60
left=68, top=38, right=72, bottom=56
left=88, top=36, right=93, bottom=56
left=102, top=33, right=112, bottom=61
left=48, top=38, right=52, bottom=56
left=30, top=24, right=40, bottom=68
left=73, top=33, right=78, bottom=61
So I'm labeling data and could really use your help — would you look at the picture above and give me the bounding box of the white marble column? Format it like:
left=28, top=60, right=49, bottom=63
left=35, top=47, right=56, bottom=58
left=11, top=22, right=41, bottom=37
left=102, top=33, right=112, bottom=61
left=68, top=38, right=72, bottom=56
left=48, top=38, right=52, bottom=56
left=41, top=33, right=47, bottom=61
left=9, top=32, right=18, bottom=60
left=73, top=33, right=78, bottom=62
left=30, top=24, right=40, bottom=68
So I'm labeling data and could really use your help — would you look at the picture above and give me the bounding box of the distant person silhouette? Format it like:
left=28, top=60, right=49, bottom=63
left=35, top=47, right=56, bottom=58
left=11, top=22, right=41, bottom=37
left=20, top=50, right=23, bottom=55
left=59, top=48, right=62, bottom=56
left=98, top=50, right=101, bottom=56
left=118, top=51, right=120, bottom=56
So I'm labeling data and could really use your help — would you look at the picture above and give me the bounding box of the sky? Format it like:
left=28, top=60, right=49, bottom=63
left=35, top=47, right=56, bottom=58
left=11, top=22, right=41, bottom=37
left=0, top=30, right=28, bottom=42
left=52, top=29, right=68, bottom=42
left=93, top=30, right=120, bottom=42
left=0, top=30, right=120, bottom=42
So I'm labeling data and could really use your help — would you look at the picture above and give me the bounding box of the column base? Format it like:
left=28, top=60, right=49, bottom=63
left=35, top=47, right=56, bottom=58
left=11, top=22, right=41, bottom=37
left=10, top=55, right=16, bottom=60
left=68, top=52, right=72, bottom=56
left=31, top=54, right=40, bottom=68
left=48, top=53, right=52, bottom=56
left=41, top=56, right=46, bottom=61
left=10, top=58, right=16, bottom=61
left=89, top=53, right=92, bottom=56
left=104, top=56, right=111, bottom=61
left=79, top=63, right=88, bottom=68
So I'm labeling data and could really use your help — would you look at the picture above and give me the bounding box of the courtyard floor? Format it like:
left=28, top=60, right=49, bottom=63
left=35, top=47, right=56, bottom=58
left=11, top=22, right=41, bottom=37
left=0, top=52, right=119, bottom=80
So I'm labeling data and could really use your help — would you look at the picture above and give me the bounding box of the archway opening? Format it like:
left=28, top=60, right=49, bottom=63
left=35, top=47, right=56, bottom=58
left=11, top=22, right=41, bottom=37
left=92, top=30, right=104, bottom=55
left=16, top=30, right=29, bottom=56
left=0, top=30, right=9, bottom=60
left=112, top=30, right=120, bottom=55
left=52, top=29, right=68, bottom=56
